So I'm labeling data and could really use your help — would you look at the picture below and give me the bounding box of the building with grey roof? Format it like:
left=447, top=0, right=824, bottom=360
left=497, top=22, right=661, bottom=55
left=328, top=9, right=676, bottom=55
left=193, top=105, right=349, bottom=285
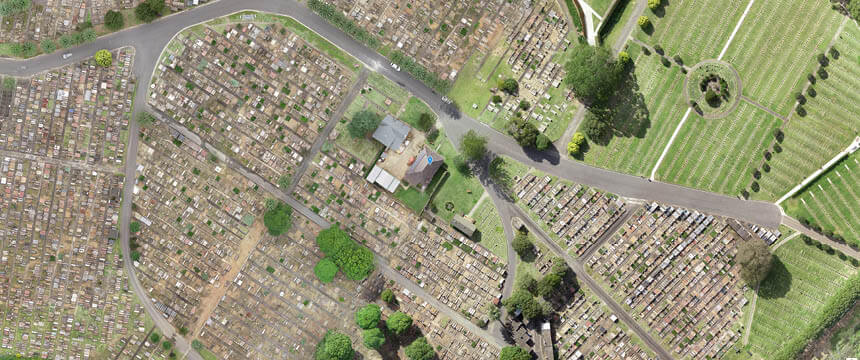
left=403, top=145, right=445, bottom=189
left=372, top=115, right=411, bottom=150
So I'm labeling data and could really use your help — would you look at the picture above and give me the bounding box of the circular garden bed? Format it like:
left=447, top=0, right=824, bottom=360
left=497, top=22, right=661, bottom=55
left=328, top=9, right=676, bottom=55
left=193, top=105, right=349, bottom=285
left=685, top=60, right=741, bottom=118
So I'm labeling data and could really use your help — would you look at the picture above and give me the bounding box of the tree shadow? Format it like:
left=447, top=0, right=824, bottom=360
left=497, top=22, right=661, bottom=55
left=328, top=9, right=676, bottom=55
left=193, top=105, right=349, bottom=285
left=758, top=256, right=791, bottom=299
left=523, top=143, right=561, bottom=165
left=376, top=323, right=436, bottom=360
left=592, top=71, right=651, bottom=146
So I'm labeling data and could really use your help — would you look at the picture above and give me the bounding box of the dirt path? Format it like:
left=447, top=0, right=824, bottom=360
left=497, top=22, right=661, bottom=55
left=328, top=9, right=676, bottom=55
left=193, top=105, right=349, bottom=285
left=799, top=300, right=860, bottom=359
left=189, top=220, right=267, bottom=338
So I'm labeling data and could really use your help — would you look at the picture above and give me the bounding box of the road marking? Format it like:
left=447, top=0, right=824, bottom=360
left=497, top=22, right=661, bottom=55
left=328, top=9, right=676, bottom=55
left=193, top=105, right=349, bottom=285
left=718, top=0, right=756, bottom=60
left=649, top=107, right=692, bottom=180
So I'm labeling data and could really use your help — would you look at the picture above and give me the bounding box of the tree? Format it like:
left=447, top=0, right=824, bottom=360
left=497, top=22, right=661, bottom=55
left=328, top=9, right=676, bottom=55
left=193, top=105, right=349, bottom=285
left=138, top=112, right=156, bottom=126
left=81, top=28, right=97, bottom=42
left=135, top=0, right=165, bottom=23
left=492, top=94, right=503, bottom=103
left=564, top=44, right=624, bottom=105
left=362, top=328, right=385, bottom=349
left=11, top=41, right=37, bottom=58
left=263, top=201, right=293, bottom=236
left=405, top=337, right=435, bottom=360
left=737, top=238, right=773, bottom=286
left=314, top=330, right=354, bottom=360
left=552, top=261, right=570, bottom=277
left=618, top=51, right=631, bottom=67
left=460, top=130, right=487, bottom=161
left=355, top=304, right=382, bottom=329
left=500, top=345, right=532, bottom=360
left=386, top=311, right=413, bottom=335
left=512, top=231, right=534, bottom=258
left=582, top=109, right=611, bottom=142
left=498, top=78, right=519, bottom=96
left=517, top=272, right=537, bottom=294
left=104, top=10, right=125, bottom=30
left=347, top=110, right=382, bottom=138
left=316, top=227, right=375, bottom=281
left=850, top=0, right=860, bottom=21
left=40, top=39, right=57, bottom=54
left=535, top=133, right=550, bottom=151
left=380, top=288, right=396, bottom=304
left=518, top=100, right=531, bottom=111
left=502, top=289, right=543, bottom=320
left=94, top=50, right=112, bottom=67
left=567, top=132, right=586, bottom=155
left=417, top=112, right=435, bottom=132
left=537, top=273, right=562, bottom=298
left=647, top=0, right=661, bottom=9
left=129, top=221, right=141, bottom=233
left=150, top=332, right=161, bottom=343
left=314, top=258, right=338, bottom=283
left=638, top=16, right=651, bottom=28
left=506, top=116, right=539, bottom=148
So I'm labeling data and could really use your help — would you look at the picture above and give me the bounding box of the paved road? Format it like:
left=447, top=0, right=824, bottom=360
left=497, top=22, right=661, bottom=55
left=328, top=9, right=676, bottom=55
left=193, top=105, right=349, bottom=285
left=0, top=0, right=783, bottom=229
left=510, top=202, right=674, bottom=360
left=782, top=216, right=860, bottom=261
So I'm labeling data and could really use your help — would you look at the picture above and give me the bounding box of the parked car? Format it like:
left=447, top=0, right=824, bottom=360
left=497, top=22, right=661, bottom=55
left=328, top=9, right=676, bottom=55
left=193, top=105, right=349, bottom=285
left=62, top=53, right=72, bottom=59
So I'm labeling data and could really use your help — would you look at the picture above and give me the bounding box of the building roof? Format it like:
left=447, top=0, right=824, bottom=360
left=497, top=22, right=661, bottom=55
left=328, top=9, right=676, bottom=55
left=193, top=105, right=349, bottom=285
left=366, top=165, right=400, bottom=193
left=403, top=146, right=445, bottom=188
left=372, top=115, right=411, bottom=150
left=451, top=215, right=477, bottom=237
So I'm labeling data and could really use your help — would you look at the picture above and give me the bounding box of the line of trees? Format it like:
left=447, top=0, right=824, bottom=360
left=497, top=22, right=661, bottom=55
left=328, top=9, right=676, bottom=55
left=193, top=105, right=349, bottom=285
left=391, top=51, right=452, bottom=94
left=307, top=0, right=380, bottom=49
left=0, top=0, right=30, bottom=17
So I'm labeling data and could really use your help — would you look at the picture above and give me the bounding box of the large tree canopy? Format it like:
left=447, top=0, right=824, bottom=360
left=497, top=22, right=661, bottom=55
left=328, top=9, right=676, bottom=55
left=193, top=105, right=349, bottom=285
left=564, top=44, right=625, bottom=105
left=506, top=117, right=539, bottom=148
left=104, top=10, right=125, bottom=30
left=314, top=330, right=354, bottom=360
left=314, top=258, right=338, bottom=283
left=135, top=0, right=165, bottom=23
left=315, top=227, right=375, bottom=281
left=500, top=345, right=532, bottom=360
left=386, top=311, right=413, bottom=335
left=460, top=130, right=488, bottom=161
left=263, top=201, right=293, bottom=236
left=503, top=289, right=544, bottom=320
left=737, top=238, right=773, bottom=286
left=355, top=304, right=382, bottom=329
left=404, top=337, right=435, bottom=360
left=512, top=231, right=534, bottom=258
left=347, top=110, right=382, bottom=138
left=362, top=328, right=385, bottom=349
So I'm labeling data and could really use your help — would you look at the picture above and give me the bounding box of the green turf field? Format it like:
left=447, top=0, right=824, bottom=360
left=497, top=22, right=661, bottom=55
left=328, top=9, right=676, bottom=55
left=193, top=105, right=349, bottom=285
left=756, top=24, right=860, bottom=201
left=471, top=196, right=508, bottom=261
left=784, top=152, right=860, bottom=247
left=722, top=0, right=843, bottom=116
left=581, top=52, right=687, bottom=176
left=748, top=238, right=858, bottom=358
left=634, top=0, right=747, bottom=63
left=656, top=102, right=781, bottom=195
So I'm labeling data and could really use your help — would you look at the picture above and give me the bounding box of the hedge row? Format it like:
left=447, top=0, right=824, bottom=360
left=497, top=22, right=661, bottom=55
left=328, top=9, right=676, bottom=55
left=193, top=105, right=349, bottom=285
left=307, top=0, right=380, bottom=49
left=772, top=273, right=860, bottom=360
left=390, top=51, right=452, bottom=94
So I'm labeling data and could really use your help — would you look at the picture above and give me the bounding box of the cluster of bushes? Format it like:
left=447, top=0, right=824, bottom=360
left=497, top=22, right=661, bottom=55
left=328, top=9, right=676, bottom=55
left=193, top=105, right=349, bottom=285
left=0, top=0, right=30, bottom=17
left=772, top=273, right=860, bottom=360
left=390, top=51, right=452, bottom=94
left=59, top=28, right=97, bottom=49
left=503, top=253, right=575, bottom=320
left=567, top=132, right=586, bottom=156
left=355, top=304, right=385, bottom=349
left=10, top=41, right=37, bottom=57
left=307, top=0, right=379, bottom=49
left=797, top=216, right=850, bottom=246
left=315, top=226, right=374, bottom=281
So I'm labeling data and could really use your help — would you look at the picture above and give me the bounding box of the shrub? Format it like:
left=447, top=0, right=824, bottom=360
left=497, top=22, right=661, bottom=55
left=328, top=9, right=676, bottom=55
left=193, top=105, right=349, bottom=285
left=0, top=0, right=31, bottom=17
left=94, top=50, right=112, bottom=67
left=637, top=16, right=651, bottom=28
left=135, top=0, right=165, bottom=23
left=40, top=39, right=57, bottom=54
left=498, top=78, right=519, bottom=95
left=416, top=112, right=435, bottom=132
left=150, top=332, right=160, bottom=343
left=11, top=41, right=37, bottom=58
left=104, top=10, right=124, bottom=30
left=492, top=94, right=503, bottom=103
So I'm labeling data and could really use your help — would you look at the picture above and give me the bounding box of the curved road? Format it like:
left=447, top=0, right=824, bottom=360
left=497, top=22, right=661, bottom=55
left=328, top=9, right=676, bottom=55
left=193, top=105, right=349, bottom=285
left=0, top=0, right=784, bottom=358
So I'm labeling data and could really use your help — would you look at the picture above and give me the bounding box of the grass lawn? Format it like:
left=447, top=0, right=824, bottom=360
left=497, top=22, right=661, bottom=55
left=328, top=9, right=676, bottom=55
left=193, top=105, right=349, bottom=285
left=333, top=118, right=383, bottom=165
left=755, top=24, right=860, bottom=201
left=656, top=101, right=781, bottom=196
left=587, top=0, right=614, bottom=16
left=399, top=96, right=436, bottom=129
left=722, top=0, right=842, bottom=116
left=598, top=0, right=635, bottom=46
left=783, top=152, right=860, bottom=247
left=471, top=196, right=508, bottom=261
left=634, top=0, right=747, bottom=64
left=448, top=50, right=491, bottom=119
left=366, top=72, right=410, bottom=113
left=394, top=169, right=445, bottom=214
left=580, top=53, right=687, bottom=176
left=430, top=136, right=485, bottom=222
left=747, top=237, right=858, bottom=358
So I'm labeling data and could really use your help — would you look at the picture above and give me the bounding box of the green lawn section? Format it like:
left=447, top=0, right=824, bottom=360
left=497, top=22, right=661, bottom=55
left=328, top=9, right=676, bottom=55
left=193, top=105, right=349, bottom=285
left=398, top=96, right=436, bottom=129
left=722, top=0, right=842, bottom=116
left=634, top=0, right=747, bottom=63
left=747, top=237, right=858, bottom=358
left=430, top=136, right=484, bottom=222
left=756, top=24, right=860, bottom=201
left=783, top=152, right=860, bottom=247
left=587, top=0, right=613, bottom=17
left=471, top=196, right=508, bottom=261
left=580, top=53, right=687, bottom=176
left=657, top=102, right=781, bottom=196
left=366, top=72, right=409, bottom=113
left=449, top=46, right=516, bottom=120
left=394, top=168, right=445, bottom=214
